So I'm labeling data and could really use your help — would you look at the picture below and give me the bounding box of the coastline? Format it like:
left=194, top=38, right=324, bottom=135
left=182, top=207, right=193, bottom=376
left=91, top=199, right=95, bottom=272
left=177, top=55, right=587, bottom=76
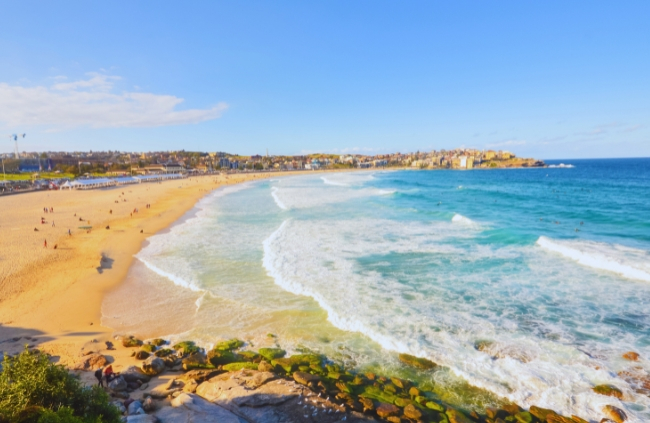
left=0, top=172, right=305, bottom=350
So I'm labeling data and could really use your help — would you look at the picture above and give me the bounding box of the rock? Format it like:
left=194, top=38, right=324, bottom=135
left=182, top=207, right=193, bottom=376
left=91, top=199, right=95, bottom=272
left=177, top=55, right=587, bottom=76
left=151, top=338, right=166, bottom=347
left=142, top=397, right=155, bottom=412
left=183, top=379, right=199, bottom=393
left=270, top=357, right=294, bottom=373
left=223, top=362, right=258, bottom=372
left=408, top=387, right=420, bottom=397
left=514, top=411, right=533, bottom=423
left=123, top=336, right=143, bottom=348
left=109, top=376, right=128, bottom=392
left=257, top=360, right=274, bottom=372
left=593, top=384, right=623, bottom=399
left=398, top=353, right=437, bottom=370
left=622, top=351, right=640, bottom=361
left=121, top=366, right=152, bottom=383
left=177, top=369, right=222, bottom=383
left=141, top=344, right=156, bottom=353
left=446, top=409, right=473, bottom=423
left=403, top=404, right=422, bottom=420
left=135, top=351, right=150, bottom=360
left=72, top=353, right=109, bottom=371
left=214, top=339, right=244, bottom=351
left=529, top=406, right=556, bottom=421
left=425, top=401, right=444, bottom=412
left=238, top=351, right=260, bottom=361
left=257, top=347, right=286, bottom=361
left=173, top=341, right=200, bottom=355
left=602, top=405, right=627, bottom=423
left=142, top=357, right=166, bottom=376
left=111, top=401, right=127, bottom=414
left=376, top=403, right=400, bottom=418
left=155, top=393, right=243, bottom=423
left=125, top=416, right=157, bottom=423
left=206, top=349, right=237, bottom=366
left=502, top=404, right=522, bottom=415
left=127, top=401, right=143, bottom=415
left=293, top=371, right=320, bottom=386
left=154, top=349, right=174, bottom=358
left=390, top=377, right=405, bottom=389
left=359, top=397, right=375, bottom=412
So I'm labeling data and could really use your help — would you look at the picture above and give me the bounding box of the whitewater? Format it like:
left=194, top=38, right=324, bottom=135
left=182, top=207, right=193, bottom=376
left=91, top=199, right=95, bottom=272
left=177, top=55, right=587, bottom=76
left=104, top=159, right=650, bottom=422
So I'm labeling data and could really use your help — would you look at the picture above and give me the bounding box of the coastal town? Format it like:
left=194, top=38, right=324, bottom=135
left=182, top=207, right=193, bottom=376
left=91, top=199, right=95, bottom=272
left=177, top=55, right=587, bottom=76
left=0, top=148, right=544, bottom=193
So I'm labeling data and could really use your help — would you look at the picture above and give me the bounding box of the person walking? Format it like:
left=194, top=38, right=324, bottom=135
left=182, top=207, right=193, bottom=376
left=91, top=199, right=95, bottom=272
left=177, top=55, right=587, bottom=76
left=44, top=239, right=47, bottom=248
left=94, top=368, right=104, bottom=387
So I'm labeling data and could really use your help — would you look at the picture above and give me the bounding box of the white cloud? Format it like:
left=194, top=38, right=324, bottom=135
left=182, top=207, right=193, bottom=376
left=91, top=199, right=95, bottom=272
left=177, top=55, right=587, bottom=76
left=0, top=73, right=228, bottom=129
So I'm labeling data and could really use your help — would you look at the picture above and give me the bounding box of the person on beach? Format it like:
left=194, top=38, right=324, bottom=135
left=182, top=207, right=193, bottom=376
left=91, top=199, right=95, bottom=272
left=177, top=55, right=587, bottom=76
left=68, top=229, right=71, bottom=236
left=52, top=221, right=55, bottom=227
left=103, top=365, right=115, bottom=383
left=44, top=239, right=47, bottom=248
left=94, top=368, right=104, bottom=387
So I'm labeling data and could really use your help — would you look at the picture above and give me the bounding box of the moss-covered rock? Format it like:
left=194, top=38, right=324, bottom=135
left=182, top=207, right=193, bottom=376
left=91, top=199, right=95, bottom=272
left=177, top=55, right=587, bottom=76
left=223, top=362, right=258, bottom=371
left=258, top=347, right=286, bottom=361
left=446, top=409, right=473, bottom=423
left=425, top=401, right=445, bottom=412
left=173, top=341, right=201, bottom=355
left=361, top=385, right=398, bottom=404
left=528, top=406, right=555, bottom=421
left=207, top=349, right=239, bottom=366
left=288, top=354, right=322, bottom=366
left=141, top=344, right=156, bottom=353
left=122, top=336, right=143, bottom=348
left=238, top=351, right=260, bottom=361
left=394, top=397, right=412, bottom=408
left=215, top=339, right=245, bottom=351
left=398, top=353, right=437, bottom=370
left=154, top=348, right=174, bottom=358
left=150, top=338, right=166, bottom=347
left=403, top=403, right=423, bottom=420
left=514, top=411, right=533, bottom=423
left=271, top=357, right=294, bottom=373
left=593, top=384, right=623, bottom=399
left=134, top=350, right=150, bottom=360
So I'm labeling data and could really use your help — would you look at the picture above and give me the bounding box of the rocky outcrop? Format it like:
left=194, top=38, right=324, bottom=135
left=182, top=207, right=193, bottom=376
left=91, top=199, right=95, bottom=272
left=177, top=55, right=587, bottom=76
left=195, top=370, right=376, bottom=423
left=141, top=357, right=165, bottom=376
left=72, top=353, right=108, bottom=370
left=155, top=393, right=243, bottom=423
left=397, top=353, right=436, bottom=370
left=603, top=405, right=627, bottom=423
left=122, top=366, right=152, bottom=383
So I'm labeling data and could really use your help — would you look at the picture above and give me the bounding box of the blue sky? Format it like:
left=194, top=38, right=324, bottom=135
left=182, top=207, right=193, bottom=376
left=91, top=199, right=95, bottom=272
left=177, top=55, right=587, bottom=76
left=0, top=1, right=648, bottom=159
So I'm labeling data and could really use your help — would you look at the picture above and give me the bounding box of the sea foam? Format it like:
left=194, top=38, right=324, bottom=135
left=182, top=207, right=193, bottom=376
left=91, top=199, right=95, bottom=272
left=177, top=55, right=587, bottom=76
left=537, top=236, right=650, bottom=282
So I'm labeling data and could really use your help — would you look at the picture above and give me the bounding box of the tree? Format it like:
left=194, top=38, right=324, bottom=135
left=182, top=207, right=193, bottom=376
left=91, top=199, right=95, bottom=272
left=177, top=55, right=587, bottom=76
left=0, top=348, right=121, bottom=423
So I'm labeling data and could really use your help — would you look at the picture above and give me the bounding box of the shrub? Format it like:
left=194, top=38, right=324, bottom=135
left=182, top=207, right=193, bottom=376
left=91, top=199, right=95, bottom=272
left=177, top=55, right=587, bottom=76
left=0, top=349, right=121, bottom=423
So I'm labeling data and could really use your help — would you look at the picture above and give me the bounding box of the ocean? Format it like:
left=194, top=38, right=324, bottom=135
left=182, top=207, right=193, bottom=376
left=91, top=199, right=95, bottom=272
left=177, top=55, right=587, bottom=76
left=102, top=158, right=650, bottom=422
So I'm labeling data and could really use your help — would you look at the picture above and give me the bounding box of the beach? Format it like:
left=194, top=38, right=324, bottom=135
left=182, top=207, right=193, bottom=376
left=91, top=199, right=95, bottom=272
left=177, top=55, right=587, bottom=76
left=0, top=172, right=292, bottom=356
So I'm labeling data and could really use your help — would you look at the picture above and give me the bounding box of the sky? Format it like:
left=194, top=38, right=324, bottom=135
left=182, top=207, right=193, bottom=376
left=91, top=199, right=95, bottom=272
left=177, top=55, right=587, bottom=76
left=0, top=1, right=648, bottom=159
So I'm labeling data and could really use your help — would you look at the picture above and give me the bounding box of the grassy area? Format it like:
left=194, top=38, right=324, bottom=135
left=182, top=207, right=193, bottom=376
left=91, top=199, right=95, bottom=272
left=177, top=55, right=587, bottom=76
left=1, top=172, right=77, bottom=181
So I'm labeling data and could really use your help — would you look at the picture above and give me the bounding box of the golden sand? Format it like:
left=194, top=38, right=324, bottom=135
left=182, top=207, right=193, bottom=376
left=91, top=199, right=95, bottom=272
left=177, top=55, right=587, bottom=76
left=0, top=172, right=302, bottom=360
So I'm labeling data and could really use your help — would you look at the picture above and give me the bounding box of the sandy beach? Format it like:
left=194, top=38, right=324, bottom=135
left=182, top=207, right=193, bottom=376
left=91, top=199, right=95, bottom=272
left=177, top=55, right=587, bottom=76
left=0, top=172, right=298, bottom=359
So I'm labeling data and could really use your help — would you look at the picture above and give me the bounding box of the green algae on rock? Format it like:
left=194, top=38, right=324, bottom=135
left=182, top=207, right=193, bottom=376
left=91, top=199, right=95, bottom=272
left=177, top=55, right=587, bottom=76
left=593, top=384, right=623, bottom=399
left=122, top=336, right=143, bottom=348
left=258, top=347, right=286, bottom=361
left=214, top=339, right=245, bottom=351
left=223, top=362, right=258, bottom=371
left=398, top=353, right=437, bottom=370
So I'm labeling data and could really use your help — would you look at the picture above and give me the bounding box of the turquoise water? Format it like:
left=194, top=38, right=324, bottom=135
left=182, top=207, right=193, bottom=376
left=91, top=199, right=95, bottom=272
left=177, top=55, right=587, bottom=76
left=103, top=158, right=650, bottom=421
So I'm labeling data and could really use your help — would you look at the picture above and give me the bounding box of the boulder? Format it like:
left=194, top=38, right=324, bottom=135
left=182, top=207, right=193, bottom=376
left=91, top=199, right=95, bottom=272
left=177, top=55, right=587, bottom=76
left=126, top=416, right=157, bottom=423
left=376, top=403, right=400, bottom=418
left=176, top=369, right=222, bottom=383
left=257, top=360, right=274, bottom=372
left=446, top=409, right=473, bottom=423
left=622, top=351, right=640, bottom=361
left=141, top=344, right=156, bottom=353
left=214, top=339, right=244, bottom=351
left=207, top=349, right=237, bottom=366
left=173, top=341, right=200, bottom=355
left=155, top=393, right=243, bottom=423
left=142, top=397, right=155, bottom=412
left=183, top=379, right=199, bottom=393
left=257, top=347, right=286, bottom=361
left=111, top=401, right=126, bottom=414
left=292, top=371, right=320, bottom=386
left=127, top=401, right=143, bottom=415
left=398, top=353, right=437, bottom=370
left=72, top=353, right=109, bottom=371
left=223, top=362, right=258, bottom=372
left=142, top=357, right=166, bottom=376
left=593, top=384, right=623, bottom=399
left=123, top=336, right=143, bottom=348
left=151, top=338, right=167, bottom=347
left=122, top=366, right=152, bottom=383
left=403, top=404, right=422, bottom=420
left=602, top=405, right=627, bottom=423
left=108, top=375, right=127, bottom=392
left=135, top=351, right=150, bottom=360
